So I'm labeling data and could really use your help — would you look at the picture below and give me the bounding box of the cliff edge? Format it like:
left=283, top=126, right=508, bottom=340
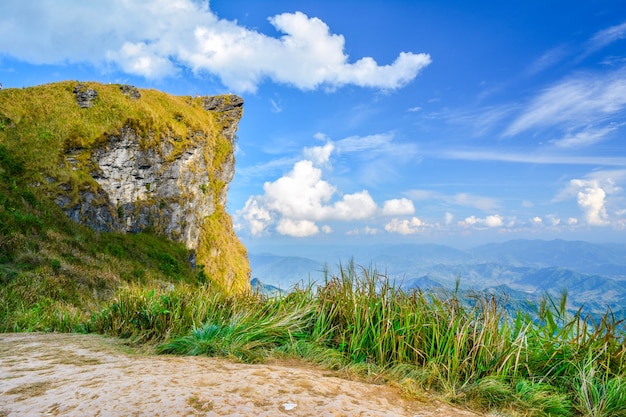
left=0, top=81, right=249, bottom=293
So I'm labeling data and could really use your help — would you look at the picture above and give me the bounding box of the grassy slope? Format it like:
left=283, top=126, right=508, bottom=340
left=0, top=81, right=248, bottom=330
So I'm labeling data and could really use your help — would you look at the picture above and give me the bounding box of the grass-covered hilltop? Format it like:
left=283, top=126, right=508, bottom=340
left=0, top=80, right=250, bottom=296
left=1, top=82, right=626, bottom=417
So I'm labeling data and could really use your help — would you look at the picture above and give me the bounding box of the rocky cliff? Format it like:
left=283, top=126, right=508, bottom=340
left=0, top=81, right=250, bottom=292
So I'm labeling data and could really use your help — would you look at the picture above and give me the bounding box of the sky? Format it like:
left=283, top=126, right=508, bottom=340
left=1, top=0, right=626, bottom=254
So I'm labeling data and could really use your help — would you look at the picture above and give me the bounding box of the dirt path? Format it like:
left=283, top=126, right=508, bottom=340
left=0, top=333, right=485, bottom=417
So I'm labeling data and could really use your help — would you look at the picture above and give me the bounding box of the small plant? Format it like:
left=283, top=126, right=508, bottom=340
left=50, top=259, right=61, bottom=272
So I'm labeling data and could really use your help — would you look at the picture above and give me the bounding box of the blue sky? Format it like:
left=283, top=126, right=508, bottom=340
left=1, top=0, right=626, bottom=253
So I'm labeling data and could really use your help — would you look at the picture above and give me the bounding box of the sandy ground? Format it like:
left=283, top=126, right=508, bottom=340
left=0, top=333, right=485, bottom=417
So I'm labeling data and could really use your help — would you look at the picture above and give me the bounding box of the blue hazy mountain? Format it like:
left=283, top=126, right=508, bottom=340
left=469, top=239, right=626, bottom=276
left=250, top=278, right=285, bottom=297
left=248, top=253, right=326, bottom=290
left=249, top=239, right=626, bottom=316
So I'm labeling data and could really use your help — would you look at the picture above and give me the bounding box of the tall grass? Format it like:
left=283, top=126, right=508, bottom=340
left=78, top=261, right=626, bottom=416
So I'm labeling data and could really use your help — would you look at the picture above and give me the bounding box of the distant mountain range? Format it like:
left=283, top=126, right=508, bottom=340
left=249, top=239, right=626, bottom=317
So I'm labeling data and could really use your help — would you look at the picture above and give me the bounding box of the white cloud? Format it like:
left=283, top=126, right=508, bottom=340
left=444, top=212, right=454, bottom=225
left=382, top=198, right=415, bottom=216
left=336, top=133, right=395, bottom=153
left=550, top=124, right=619, bottom=148
left=453, top=193, right=500, bottom=212
left=303, top=142, right=335, bottom=166
left=240, top=199, right=272, bottom=236
left=441, top=150, right=626, bottom=166
left=0, top=1, right=431, bottom=92
left=462, top=216, right=478, bottom=226
left=262, top=160, right=335, bottom=220
left=555, top=170, right=626, bottom=227
left=459, top=214, right=504, bottom=228
left=546, top=215, right=561, bottom=226
left=277, top=219, right=319, bottom=237
left=330, top=191, right=378, bottom=221
left=567, top=217, right=579, bottom=225
left=385, top=217, right=425, bottom=235
left=531, top=216, right=543, bottom=225
left=269, top=99, right=283, bottom=113
left=572, top=179, right=609, bottom=226
left=237, top=139, right=415, bottom=237
left=484, top=214, right=504, bottom=227
left=526, top=46, right=570, bottom=75
left=586, top=21, right=626, bottom=54
left=505, top=68, right=626, bottom=136
left=407, top=189, right=500, bottom=212
left=347, top=226, right=378, bottom=235
left=330, top=132, right=420, bottom=188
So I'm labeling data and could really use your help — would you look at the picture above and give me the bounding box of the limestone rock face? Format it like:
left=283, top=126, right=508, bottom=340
left=60, top=95, right=242, bottom=254
left=63, top=127, right=216, bottom=250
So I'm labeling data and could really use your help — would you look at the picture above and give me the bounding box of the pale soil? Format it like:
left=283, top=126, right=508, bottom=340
left=0, top=333, right=485, bottom=417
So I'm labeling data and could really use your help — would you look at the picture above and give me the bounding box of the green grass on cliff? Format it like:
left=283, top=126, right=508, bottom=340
left=0, top=81, right=249, bottom=302
left=0, top=142, right=203, bottom=330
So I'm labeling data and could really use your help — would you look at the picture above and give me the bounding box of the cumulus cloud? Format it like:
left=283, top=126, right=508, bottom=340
left=240, top=199, right=272, bottom=235
left=276, top=218, right=319, bottom=237
left=382, top=198, right=415, bottom=216
left=459, top=214, right=504, bottom=228
left=0, top=1, right=431, bottom=92
left=571, top=179, right=609, bottom=225
left=237, top=140, right=415, bottom=237
left=484, top=214, right=504, bottom=227
left=303, top=142, right=335, bottom=166
left=555, top=170, right=626, bottom=227
left=385, top=217, right=425, bottom=235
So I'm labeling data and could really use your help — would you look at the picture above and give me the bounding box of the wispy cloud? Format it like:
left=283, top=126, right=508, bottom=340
left=526, top=46, right=570, bottom=75
left=549, top=124, right=620, bottom=148
left=584, top=21, right=626, bottom=55
left=505, top=67, right=626, bottom=137
left=406, top=189, right=500, bottom=212
left=336, top=133, right=395, bottom=153
left=440, top=150, right=626, bottom=166
left=0, top=0, right=431, bottom=92
left=269, top=99, right=282, bottom=113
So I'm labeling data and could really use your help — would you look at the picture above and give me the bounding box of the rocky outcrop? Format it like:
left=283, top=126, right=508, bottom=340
left=73, top=84, right=99, bottom=108
left=62, top=126, right=220, bottom=251
left=50, top=82, right=249, bottom=291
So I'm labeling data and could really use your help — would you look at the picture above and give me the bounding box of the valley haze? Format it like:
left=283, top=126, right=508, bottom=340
left=249, top=239, right=626, bottom=319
